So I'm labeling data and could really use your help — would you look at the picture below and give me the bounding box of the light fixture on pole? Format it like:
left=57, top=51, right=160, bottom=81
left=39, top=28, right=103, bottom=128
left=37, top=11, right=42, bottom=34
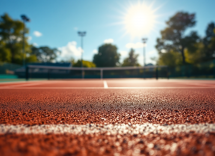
left=21, top=15, right=30, bottom=66
left=142, top=38, right=147, bottom=66
left=77, top=31, right=86, bottom=78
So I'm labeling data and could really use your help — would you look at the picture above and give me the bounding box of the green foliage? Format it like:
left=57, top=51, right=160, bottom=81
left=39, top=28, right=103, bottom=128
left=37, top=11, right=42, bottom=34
left=31, top=46, right=60, bottom=62
left=156, top=11, right=199, bottom=65
left=0, top=13, right=33, bottom=64
left=69, top=57, right=76, bottom=65
left=185, top=42, right=204, bottom=64
left=26, top=55, right=38, bottom=63
left=93, top=44, right=120, bottom=67
left=203, top=22, right=215, bottom=61
left=157, top=50, right=182, bottom=67
left=0, top=41, right=11, bottom=62
left=122, top=48, right=140, bottom=67
left=73, top=60, right=96, bottom=68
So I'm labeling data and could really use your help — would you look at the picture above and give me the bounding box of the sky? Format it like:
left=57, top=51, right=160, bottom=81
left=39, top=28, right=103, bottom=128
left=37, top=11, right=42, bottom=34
left=1, top=0, right=215, bottom=65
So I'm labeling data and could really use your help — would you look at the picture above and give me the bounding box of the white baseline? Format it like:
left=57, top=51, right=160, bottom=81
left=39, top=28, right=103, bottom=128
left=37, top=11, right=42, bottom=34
left=0, top=123, right=215, bottom=135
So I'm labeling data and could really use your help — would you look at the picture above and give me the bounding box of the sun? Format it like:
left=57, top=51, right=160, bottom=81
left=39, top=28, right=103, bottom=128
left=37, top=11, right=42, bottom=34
left=124, top=2, right=156, bottom=38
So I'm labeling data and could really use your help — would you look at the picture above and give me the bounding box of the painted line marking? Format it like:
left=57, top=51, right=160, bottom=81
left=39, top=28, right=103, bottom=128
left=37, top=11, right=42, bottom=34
left=104, top=81, right=108, bottom=88
left=1, top=87, right=215, bottom=89
left=0, top=123, right=215, bottom=135
left=0, top=81, right=49, bottom=89
left=173, top=81, right=215, bottom=87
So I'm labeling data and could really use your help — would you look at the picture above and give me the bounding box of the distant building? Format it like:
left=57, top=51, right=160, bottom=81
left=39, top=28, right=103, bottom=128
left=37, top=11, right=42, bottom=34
left=145, top=63, right=155, bottom=72
left=145, top=63, right=154, bottom=67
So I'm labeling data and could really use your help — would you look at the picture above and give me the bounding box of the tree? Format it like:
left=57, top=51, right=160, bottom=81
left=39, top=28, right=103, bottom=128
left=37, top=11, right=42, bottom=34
left=73, top=60, right=96, bottom=68
left=0, top=40, right=11, bottom=62
left=203, top=22, right=215, bottom=61
left=69, top=57, right=76, bottom=65
left=0, top=13, right=33, bottom=64
left=184, top=42, right=204, bottom=64
left=31, top=46, right=60, bottom=62
left=157, top=50, right=182, bottom=67
left=156, top=12, right=199, bottom=65
left=122, top=48, right=140, bottom=66
left=93, top=44, right=120, bottom=67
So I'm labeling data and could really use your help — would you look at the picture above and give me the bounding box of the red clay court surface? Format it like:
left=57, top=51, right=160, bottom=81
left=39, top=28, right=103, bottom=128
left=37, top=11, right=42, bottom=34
left=1, top=79, right=215, bottom=156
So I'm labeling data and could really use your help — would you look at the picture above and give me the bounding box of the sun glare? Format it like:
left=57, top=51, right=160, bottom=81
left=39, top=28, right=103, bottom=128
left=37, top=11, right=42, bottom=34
left=124, top=3, right=156, bottom=38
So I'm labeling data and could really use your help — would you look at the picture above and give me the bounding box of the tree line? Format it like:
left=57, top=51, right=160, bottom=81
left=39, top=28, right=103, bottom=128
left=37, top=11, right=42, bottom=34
left=156, top=11, right=215, bottom=67
left=0, top=13, right=139, bottom=67
left=0, top=14, right=62, bottom=65
left=2, top=12, right=213, bottom=68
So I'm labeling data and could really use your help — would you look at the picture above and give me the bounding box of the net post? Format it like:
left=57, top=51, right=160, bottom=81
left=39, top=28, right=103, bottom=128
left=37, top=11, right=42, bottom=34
left=47, top=69, right=50, bottom=80
left=25, top=65, right=29, bottom=81
left=213, top=60, right=215, bottom=78
left=82, top=69, right=84, bottom=79
left=143, top=67, right=145, bottom=79
left=187, top=65, right=191, bottom=78
left=100, top=69, right=103, bottom=79
left=156, top=66, right=158, bottom=80
left=166, top=66, right=169, bottom=80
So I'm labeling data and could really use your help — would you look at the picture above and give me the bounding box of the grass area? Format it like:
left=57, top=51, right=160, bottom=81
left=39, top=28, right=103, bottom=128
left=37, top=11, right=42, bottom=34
left=0, top=79, right=46, bottom=83
left=0, top=79, right=26, bottom=83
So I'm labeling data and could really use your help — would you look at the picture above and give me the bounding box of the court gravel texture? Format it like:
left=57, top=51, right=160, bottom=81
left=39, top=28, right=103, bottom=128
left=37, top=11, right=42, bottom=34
left=0, top=79, right=215, bottom=156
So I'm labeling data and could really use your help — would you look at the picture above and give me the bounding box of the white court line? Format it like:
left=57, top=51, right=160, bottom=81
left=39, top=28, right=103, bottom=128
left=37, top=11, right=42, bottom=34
left=173, top=81, right=215, bottom=87
left=1, top=87, right=215, bottom=89
left=0, top=80, right=46, bottom=84
left=0, top=81, right=49, bottom=89
left=104, top=81, right=108, bottom=88
left=0, top=123, right=215, bottom=135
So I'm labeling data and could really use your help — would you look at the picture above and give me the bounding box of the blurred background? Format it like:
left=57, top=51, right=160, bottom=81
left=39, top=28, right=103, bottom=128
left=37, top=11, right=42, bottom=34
left=1, top=0, right=215, bottom=81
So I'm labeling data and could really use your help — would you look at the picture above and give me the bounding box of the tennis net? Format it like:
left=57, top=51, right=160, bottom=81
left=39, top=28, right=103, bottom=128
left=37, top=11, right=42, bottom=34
left=15, top=65, right=169, bottom=80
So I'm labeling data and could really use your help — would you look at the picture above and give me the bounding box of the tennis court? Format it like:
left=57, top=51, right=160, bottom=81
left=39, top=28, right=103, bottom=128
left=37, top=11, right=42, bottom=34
left=1, top=79, right=215, bottom=155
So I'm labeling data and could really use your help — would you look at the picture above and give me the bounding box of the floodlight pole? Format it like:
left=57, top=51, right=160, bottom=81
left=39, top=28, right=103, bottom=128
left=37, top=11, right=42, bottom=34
left=21, top=15, right=30, bottom=66
left=142, top=38, right=147, bottom=66
left=78, top=31, right=86, bottom=79
left=22, top=21, right=25, bottom=66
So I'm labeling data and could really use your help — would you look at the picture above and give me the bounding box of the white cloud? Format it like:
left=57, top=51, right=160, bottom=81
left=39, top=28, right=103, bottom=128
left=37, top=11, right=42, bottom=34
left=34, top=31, right=42, bottom=37
left=126, top=42, right=146, bottom=49
left=33, top=43, right=38, bottom=47
left=58, top=41, right=83, bottom=61
left=104, top=38, right=114, bottom=44
left=74, top=27, right=78, bottom=30
left=148, top=50, right=156, bottom=55
left=120, top=50, right=127, bottom=56
left=93, top=49, right=98, bottom=54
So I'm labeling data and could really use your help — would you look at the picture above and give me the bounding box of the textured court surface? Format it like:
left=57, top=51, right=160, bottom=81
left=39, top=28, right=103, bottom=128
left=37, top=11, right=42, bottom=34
left=1, top=79, right=215, bottom=156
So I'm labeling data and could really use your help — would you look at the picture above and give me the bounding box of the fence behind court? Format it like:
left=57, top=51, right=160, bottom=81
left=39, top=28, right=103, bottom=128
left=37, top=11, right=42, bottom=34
left=13, top=59, right=215, bottom=80
left=168, top=60, right=215, bottom=78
